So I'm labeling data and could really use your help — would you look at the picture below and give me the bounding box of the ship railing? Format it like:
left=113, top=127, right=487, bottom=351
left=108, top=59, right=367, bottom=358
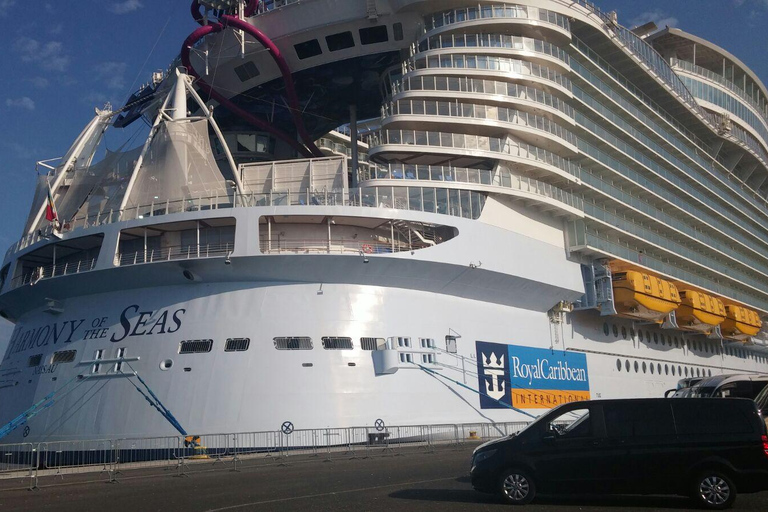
left=9, top=258, right=97, bottom=290
left=1, top=421, right=533, bottom=488
left=259, top=238, right=418, bottom=255
left=116, top=243, right=234, bottom=267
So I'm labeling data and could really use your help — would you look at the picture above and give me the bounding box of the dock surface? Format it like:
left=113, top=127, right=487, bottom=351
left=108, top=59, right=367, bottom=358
left=1, top=446, right=767, bottom=511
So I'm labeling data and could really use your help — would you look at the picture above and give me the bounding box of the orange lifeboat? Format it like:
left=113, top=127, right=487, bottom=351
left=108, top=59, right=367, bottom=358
left=612, top=271, right=681, bottom=322
left=676, top=290, right=726, bottom=334
left=721, top=305, right=762, bottom=341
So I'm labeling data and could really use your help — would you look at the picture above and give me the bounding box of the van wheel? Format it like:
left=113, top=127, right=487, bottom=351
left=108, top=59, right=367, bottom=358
left=691, top=471, right=736, bottom=509
left=499, top=469, right=536, bottom=505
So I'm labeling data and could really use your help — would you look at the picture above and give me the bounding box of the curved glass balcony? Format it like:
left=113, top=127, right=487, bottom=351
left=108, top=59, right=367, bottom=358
left=418, top=33, right=570, bottom=68
left=424, top=4, right=570, bottom=33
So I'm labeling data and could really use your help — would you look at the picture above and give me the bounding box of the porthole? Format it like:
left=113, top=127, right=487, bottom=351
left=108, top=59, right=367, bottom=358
left=646, top=331, right=651, bottom=343
left=649, top=363, right=654, bottom=374
left=616, top=359, right=622, bottom=371
left=684, top=366, right=689, bottom=377
left=658, top=363, right=662, bottom=374
left=659, top=335, right=664, bottom=346
left=674, top=337, right=679, bottom=348
left=613, top=324, right=619, bottom=337
left=675, top=338, right=679, bottom=348
left=653, top=333, right=658, bottom=344
left=159, top=359, right=173, bottom=371
left=708, top=369, right=712, bottom=377
left=638, top=330, right=644, bottom=342
left=678, top=365, right=682, bottom=375
left=621, top=326, right=627, bottom=340
left=695, top=368, right=700, bottom=377
left=603, top=322, right=610, bottom=336
left=703, top=343, right=708, bottom=354
left=642, top=362, right=647, bottom=374
left=665, top=364, right=669, bottom=375
left=630, top=328, right=635, bottom=339
left=625, top=359, right=630, bottom=372
left=634, top=361, right=639, bottom=373
left=671, top=365, right=676, bottom=376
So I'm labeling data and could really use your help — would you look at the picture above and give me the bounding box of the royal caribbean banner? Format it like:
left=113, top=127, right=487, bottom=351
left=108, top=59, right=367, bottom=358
left=476, top=341, right=590, bottom=409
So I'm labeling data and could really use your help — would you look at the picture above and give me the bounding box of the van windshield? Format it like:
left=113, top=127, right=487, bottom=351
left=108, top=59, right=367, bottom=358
left=690, top=386, right=717, bottom=398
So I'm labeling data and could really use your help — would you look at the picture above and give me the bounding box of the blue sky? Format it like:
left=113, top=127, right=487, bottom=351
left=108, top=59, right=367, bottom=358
left=1, top=0, right=767, bottom=347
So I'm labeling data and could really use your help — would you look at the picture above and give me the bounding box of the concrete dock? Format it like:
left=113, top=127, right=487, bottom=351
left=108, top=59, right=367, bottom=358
left=1, top=445, right=767, bottom=511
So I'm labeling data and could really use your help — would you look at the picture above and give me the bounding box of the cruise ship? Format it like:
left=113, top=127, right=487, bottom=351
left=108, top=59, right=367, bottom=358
left=2, top=0, right=768, bottom=443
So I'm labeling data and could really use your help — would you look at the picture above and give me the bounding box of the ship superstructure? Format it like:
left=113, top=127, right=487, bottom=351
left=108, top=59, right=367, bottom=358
left=1, top=0, right=768, bottom=442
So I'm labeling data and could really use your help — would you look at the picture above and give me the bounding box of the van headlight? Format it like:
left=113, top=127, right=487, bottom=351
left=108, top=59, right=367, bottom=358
left=473, top=449, right=497, bottom=465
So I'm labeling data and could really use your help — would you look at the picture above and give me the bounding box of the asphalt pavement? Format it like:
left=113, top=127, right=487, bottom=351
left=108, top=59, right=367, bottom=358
left=0, top=446, right=767, bottom=511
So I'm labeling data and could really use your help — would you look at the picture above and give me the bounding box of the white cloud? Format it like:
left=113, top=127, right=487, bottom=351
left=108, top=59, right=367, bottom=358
left=108, top=0, right=143, bottom=14
left=81, top=92, right=110, bottom=106
left=94, top=61, right=128, bottom=91
left=28, top=77, right=49, bottom=89
left=629, top=9, right=679, bottom=30
left=13, top=37, right=70, bottom=72
left=6, top=97, right=35, bottom=110
left=0, top=0, right=17, bottom=17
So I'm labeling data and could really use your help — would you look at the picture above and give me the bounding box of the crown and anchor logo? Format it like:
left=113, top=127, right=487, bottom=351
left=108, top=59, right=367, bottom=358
left=480, top=350, right=506, bottom=400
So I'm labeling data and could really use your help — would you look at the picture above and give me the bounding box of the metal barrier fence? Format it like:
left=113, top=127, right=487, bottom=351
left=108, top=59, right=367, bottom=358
left=0, top=421, right=532, bottom=489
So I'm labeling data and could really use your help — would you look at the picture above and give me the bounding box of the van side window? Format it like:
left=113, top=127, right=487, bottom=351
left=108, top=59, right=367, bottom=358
left=604, top=402, right=674, bottom=437
left=547, top=407, right=591, bottom=438
left=673, top=402, right=752, bottom=434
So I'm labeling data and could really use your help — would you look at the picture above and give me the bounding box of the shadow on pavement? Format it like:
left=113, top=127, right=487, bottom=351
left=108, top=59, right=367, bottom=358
left=391, top=489, right=695, bottom=509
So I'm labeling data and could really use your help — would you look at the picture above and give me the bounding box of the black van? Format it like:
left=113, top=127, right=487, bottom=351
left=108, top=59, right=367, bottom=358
left=470, top=398, right=768, bottom=509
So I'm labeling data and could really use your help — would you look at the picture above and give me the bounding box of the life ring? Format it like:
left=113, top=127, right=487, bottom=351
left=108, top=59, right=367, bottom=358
left=362, top=244, right=374, bottom=254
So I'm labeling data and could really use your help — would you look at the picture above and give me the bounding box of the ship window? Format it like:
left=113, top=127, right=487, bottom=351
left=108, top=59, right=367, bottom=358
left=638, top=330, right=644, bottom=342
left=399, top=353, right=413, bottom=363
left=625, top=359, right=630, bottom=372
left=642, top=362, right=647, bottom=373
left=649, top=362, right=654, bottom=374
left=603, top=322, right=609, bottom=336
left=630, top=328, right=635, bottom=339
left=396, top=337, right=411, bottom=348
left=322, top=337, right=353, bottom=350
left=225, top=338, right=250, bottom=352
left=361, top=337, right=385, bottom=351
left=274, top=337, right=313, bottom=350
left=645, top=330, right=651, bottom=343
left=92, top=349, right=104, bottom=374
left=634, top=361, right=639, bottom=373
left=115, top=347, right=126, bottom=372
left=612, top=324, right=618, bottom=337
left=621, top=327, right=627, bottom=340
left=234, top=61, right=260, bottom=82
left=684, top=366, right=689, bottom=377
left=653, top=333, right=658, bottom=344
left=708, top=369, right=712, bottom=377
left=393, top=22, right=403, bottom=41
left=359, top=25, right=388, bottom=45
left=419, top=338, right=435, bottom=349
left=445, top=335, right=458, bottom=353
left=671, top=365, right=676, bottom=376
left=28, top=354, right=42, bottom=367
left=52, top=350, right=76, bottom=364
left=675, top=338, right=679, bottom=348
left=294, top=39, right=322, bottom=60
left=665, top=364, right=669, bottom=375
left=326, top=31, right=354, bottom=51
left=179, top=340, right=213, bottom=354
left=616, top=359, right=621, bottom=371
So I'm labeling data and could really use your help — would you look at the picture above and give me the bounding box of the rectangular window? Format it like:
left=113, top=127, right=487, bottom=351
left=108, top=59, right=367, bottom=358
left=179, top=340, right=213, bottom=354
left=360, top=337, right=386, bottom=351
left=294, top=39, right=322, bottom=60
left=396, top=337, right=411, bottom=348
left=393, top=22, right=403, bottom=41
left=52, top=350, right=76, bottom=364
left=28, top=354, right=42, bottom=367
left=321, top=337, right=354, bottom=350
left=92, top=349, right=104, bottom=374
left=234, top=61, right=260, bottom=82
left=398, top=353, right=413, bottom=363
left=359, top=25, right=388, bottom=45
left=604, top=402, right=674, bottom=437
left=274, top=337, right=313, bottom=350
left=326, top=31, right=355, bottom=51
left=115, top=347, right=126, bottom=372
left=420, top=338, right=435, bottom=348
left=225, top=338, right=251, bottom=352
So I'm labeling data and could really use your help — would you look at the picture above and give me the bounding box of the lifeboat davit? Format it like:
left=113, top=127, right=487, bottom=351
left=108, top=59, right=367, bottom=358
left=721, top=305, right=762, bottom=341
left=676, top=290, right=726, bottom=334
left=612, top=271, right=681, bottom=322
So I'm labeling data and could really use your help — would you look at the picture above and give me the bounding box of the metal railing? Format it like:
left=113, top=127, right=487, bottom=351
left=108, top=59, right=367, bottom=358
left=10, top=258, right=97, bottom=290
left=0, top=420, right=531, bottom=489
left=117, top=243, right=233, bottom=267
left=260, top=238, right=422, bottom=256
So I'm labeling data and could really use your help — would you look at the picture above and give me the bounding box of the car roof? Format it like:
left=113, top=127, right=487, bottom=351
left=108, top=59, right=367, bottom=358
left=691, top=374, right=768, bottom=388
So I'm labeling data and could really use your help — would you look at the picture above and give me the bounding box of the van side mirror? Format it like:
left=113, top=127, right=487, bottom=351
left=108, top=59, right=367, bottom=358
left=664, top=389, right=675, bottom=398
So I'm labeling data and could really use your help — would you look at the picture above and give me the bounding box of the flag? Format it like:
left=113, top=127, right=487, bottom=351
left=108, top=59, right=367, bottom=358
left=45, top=180, right=59, bottom=223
